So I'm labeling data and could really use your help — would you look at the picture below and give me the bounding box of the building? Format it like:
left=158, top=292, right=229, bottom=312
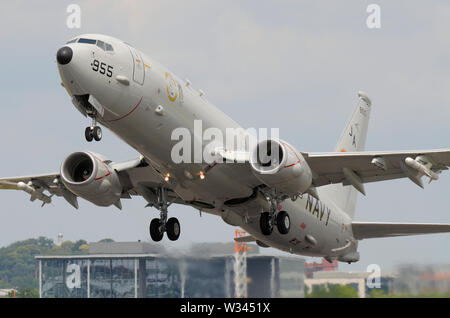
left=304, top=271, right=394, bottom=298
left=394, top=263, right=450, bottom=295
left=36, top=241, right=305, bottom=298
left=279, top=257, right=306, bottom=297
left=0, top=289, right=16, bottom=297
left=304, top=259, right=338, bottom=278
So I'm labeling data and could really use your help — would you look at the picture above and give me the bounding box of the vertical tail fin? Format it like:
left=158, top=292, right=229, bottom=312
left=319, top=91, right=372, bottom=219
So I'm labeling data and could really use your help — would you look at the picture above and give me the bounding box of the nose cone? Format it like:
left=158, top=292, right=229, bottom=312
left=57, top=46, right=73, bottom=65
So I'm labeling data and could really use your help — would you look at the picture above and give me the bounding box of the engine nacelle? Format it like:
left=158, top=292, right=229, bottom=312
left=60, top=151, right=122, bottom=207
left=249, top=139, right=312, bottom=197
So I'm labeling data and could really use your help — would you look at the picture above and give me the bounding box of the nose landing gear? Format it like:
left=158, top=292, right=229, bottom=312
left=149, top=187, right=181, bottom=241
left=85, top=116, right=102, bottom=142
left=85, top=126, right=102, bottom=142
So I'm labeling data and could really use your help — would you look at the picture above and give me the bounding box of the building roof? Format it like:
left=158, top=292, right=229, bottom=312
left=35, top=241, right=306, bottom=261
left=35, top=253, right=161, bottom=260
left=88, top=242, right=164, bottom=255
left=312, top=271, right=371, bottom=279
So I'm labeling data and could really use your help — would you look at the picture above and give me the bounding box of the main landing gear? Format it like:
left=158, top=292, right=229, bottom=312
left=149, top=187, right=181, bottom=242
left=85, top=116, right=102, bottom=142
left=259, top=190, right=291, bottom=236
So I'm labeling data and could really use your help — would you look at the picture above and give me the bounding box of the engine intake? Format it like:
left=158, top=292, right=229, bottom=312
left=60, top=151, right=122, bottom=207
left=250, top=139, right=312, bottom=197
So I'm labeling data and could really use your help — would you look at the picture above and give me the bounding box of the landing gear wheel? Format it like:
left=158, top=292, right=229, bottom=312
left=85, top=127, right=94, bottom=142
left=276, top=210, right=290, bottom=234
left=149, top=218, right=164, bottom=242
left=260, top=212, right=273, bottom=236
left=93, top=126, right=102, bottom=141
left=166, top=217, right=180, bottom=241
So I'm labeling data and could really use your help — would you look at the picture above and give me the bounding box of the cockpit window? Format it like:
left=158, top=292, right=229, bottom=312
left=66, top=38, right=78, bottom=44
left=78, top=38, right=96, bottom=44
left=105, top=43, right=114, bottom=52
left=96, top=40, right=105, bottom=50
left=76, top=38, right=114, bottom=52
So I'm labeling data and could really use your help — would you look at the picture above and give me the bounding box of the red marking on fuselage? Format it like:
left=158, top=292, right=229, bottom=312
left=300, top=223, right=306, bottom=229
left=289, top=238, right=302, bottom=246
left=205, top=162, right=218, bottom=174
left=105, top=96, right=143, bottom=123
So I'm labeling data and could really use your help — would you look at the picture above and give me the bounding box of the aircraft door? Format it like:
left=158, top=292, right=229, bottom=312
left=128, top=46, right=145, bottom=85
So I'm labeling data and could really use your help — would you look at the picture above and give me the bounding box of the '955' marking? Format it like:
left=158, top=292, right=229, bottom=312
left=91, top=59, right=113, bottom=77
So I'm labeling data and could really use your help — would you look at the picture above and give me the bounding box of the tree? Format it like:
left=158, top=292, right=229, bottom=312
left=78, top=244, right=89, bottom=251
left=0, top=237, right=55, bottom=290
left=73, top=240, right=88, bottom=252
left=60, top=240, right=75, bottom=251
left=305, top=284, right=359, bottom=298
left=17, top=287, right=39, bottom=298
left=369, top=289, right=387, bottom=298
left=98, top=238, right=114, bottom=243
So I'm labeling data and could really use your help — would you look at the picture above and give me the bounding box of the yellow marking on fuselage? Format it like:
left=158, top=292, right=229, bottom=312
left=165, top=72, right=178, bottom=102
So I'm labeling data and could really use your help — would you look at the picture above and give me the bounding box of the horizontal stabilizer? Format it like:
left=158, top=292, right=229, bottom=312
left=352, top=222, right=450, bottom=240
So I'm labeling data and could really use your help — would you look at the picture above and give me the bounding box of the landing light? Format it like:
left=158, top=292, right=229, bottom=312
left=164, top=173, right=170, bottom=182
left=199, top=172, right=205, bottom=180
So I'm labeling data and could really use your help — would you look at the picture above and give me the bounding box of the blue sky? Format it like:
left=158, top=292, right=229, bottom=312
left=0, top=1, right=450, bottom=273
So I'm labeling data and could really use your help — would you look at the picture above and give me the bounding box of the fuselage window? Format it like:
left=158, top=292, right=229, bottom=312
left=96, top=40, right=106, bottom=50
left=78, top=38, right=97, bottom=44
left=105, top=43, right=114, bottom=52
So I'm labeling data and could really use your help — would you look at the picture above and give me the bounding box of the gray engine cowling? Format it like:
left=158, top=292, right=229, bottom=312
left=249, top=139, right=312, bottom=197
left=60, top=151, right=122, bottom=207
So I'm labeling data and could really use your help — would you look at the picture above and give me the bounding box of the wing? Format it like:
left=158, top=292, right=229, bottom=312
left=304, top=149, right=450, bottom=193
left=0, top=173, right=68, bottom=207
left=352, top=222, right=450, bottom=240
left=0, top=158, right=184, bottom=209
left=115, top=161, right=185, bottom=207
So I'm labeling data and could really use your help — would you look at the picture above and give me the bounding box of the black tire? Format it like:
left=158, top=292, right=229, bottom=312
left=93, top=126, right=102, bottom=141
left=85, top=127, right=93, bottom=142
left=260, top=212, right=273, bottom=236
left=149, top=218, right=164, bottom=242
left=276, top=211, right=290, bottom=234
left=166, top=217, right=181, bottom=241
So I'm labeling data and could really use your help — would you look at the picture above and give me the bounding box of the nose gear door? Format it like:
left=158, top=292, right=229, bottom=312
left=128, top=46, right=145, bottom=85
